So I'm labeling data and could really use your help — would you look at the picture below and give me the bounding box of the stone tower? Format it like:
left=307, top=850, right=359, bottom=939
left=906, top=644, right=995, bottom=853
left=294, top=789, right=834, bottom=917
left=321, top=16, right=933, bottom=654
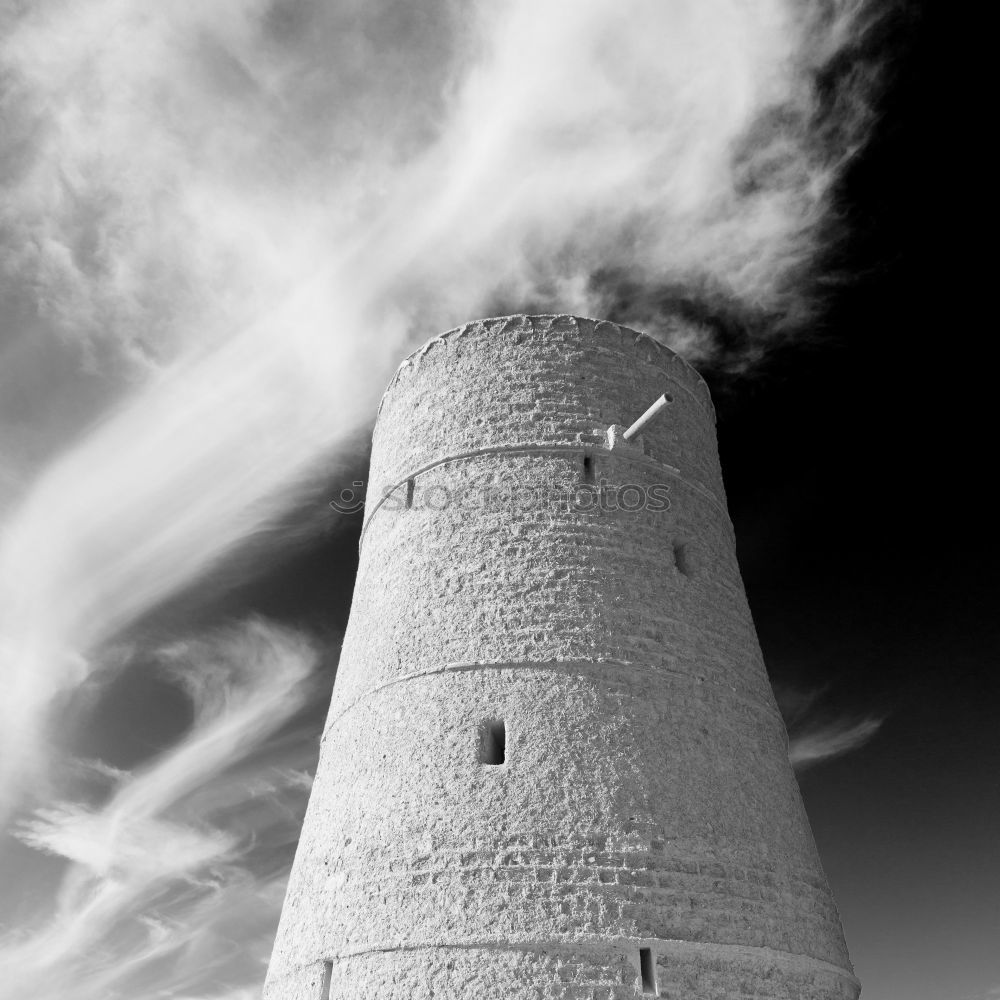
left=263, top=315, right=860, bottom=1000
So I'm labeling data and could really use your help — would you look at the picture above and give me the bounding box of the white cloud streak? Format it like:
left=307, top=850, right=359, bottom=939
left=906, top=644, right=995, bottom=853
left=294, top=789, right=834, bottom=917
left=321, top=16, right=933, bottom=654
left=776, top=684, right=884, bottom=772
left=0, top=618, right=317, bottom=1000
left=788, top=715, right=883, bottom=771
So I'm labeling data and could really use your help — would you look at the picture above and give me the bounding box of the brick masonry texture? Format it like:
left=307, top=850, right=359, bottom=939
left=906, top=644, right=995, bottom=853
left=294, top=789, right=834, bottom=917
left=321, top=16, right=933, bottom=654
left=263, top=315, right=860, bottom=999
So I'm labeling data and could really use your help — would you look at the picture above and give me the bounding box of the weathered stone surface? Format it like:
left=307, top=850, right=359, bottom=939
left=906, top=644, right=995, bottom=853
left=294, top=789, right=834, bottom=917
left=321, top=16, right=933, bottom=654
left=263, top=315, right=859, bottom=999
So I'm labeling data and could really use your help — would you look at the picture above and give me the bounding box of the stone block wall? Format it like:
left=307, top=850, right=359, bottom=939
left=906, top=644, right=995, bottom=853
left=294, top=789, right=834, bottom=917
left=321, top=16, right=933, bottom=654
left=263, top=315, right=859, bottom=999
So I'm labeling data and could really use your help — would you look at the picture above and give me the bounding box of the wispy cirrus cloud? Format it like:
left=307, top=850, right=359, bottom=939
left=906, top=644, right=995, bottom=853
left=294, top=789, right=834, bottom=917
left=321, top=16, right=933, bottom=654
left=788, top=715, right=884, bottom=771
left=776, top=684, right=884, bottom=772
left=0, top=618, right=319, bottom=1000
left=1, top=0, right=889, bottom=386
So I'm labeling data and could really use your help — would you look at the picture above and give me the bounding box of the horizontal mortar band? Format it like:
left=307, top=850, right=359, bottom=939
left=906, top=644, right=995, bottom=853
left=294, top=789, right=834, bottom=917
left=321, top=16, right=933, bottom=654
left=322, top=658, right=786, bottom=742
left=359, top=443, right=731, bottom=551
left=312, top=936, right=859, bottom=986
left=322, top=840, right=837, bottom=908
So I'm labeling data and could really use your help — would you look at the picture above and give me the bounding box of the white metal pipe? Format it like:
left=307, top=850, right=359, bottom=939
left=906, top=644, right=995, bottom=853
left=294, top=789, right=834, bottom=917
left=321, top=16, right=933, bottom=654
left=622, top=392, right=672, bottom=441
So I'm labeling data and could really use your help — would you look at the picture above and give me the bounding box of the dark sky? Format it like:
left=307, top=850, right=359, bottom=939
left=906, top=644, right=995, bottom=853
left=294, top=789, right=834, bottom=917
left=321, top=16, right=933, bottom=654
left=714, top=8, right=999, bottom=993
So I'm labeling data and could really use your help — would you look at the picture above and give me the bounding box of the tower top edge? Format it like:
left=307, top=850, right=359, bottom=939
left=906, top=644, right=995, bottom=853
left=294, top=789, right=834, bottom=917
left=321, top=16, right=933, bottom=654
left=377, top=313, right=714, bottom=419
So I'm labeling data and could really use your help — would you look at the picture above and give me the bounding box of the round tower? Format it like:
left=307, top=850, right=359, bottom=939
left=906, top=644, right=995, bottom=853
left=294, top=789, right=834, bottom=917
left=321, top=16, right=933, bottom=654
left=263, top=314, right=860, bottom=1000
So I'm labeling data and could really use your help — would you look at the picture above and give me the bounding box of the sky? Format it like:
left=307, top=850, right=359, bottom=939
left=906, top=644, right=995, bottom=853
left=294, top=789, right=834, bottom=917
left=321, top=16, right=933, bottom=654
left=0, top=1, right=994, bottom=999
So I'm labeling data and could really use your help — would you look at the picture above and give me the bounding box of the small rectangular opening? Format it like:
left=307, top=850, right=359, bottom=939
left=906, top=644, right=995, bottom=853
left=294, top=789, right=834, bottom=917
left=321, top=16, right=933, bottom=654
left=405, top=478, right=415, bottom=509
left=639, top=947, right=656, bottom=994
left=582, top=453, right=595, bottom=483
left=479, top=719, right=506, bottom=765
left=673, top=539, right=694, bottom=578
left=320, top=960, right=332, bottom=1000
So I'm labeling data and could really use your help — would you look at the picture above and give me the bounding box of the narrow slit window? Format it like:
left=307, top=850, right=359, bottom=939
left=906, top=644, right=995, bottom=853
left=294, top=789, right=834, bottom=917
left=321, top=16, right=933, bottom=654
left=405, top=478, right=415, bottom=509
left=673, top=540, right=694, bottom=578
left=320, top=960, right=332, bottom=1000
left=479, top=720, right=506, bottom=765
left=582, top=453, right=595, bottom=483
left=639, top=947, right=656, bottom=995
